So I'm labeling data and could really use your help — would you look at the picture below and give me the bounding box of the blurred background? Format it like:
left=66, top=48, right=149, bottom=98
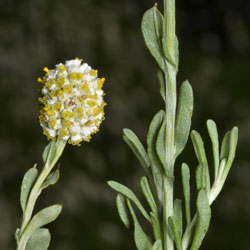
left=0, top=0, right=250, bottom=249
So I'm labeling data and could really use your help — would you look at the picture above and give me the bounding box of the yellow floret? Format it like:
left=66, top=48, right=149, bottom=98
left=86, top=100, right=98, bottom=107
left=70, top=73, right=77, bottom=80
left=64, top=84, right=73, bottom=94
left=61, top=110, right=74, bottom=119
left=97, top=78, right=105, bottom=90
left=56, top=77, right=65, bottom=87
left=58, top=128, right=69, bottom=139
left=46, top=110, right=55, bottom=117
left=49, top=118, right=57, bottom=129
left=63, top=120, right=72, bottom=127
left=59, top=65, right=65, bottom=72
left=53, top=102, right=62, bottom=111
left=43, top=67, right=49, bottom=72
left=80, top=82, right=90, bottom=93
left=37, top=77, right=43, bottom=83
left=90, top=70, right=98, bottom=77
left=77, top=73, right=83, bottom=80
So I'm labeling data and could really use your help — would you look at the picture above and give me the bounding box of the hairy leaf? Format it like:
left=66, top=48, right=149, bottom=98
left=147, top=110, right=165, bottom=199
left=142, top=6, right=166, bottom=71
left=26, top=228, right=51, bottom=250
left=108, top=181, right=151, bottom=222
left=175, top=81, right=193, bottom=158
left=20, top=165, right=38, bottom=212
left=181, top=163, right=191, bottom=226
left=127, top=200, right=153, bottom=250
left=190, top=189, right=211, bottom=250
left=123, top=128, right=151, bottom=178
left=140, top=176, right=158, bottom=215
left=116, top=194, right=131, bottom=229
left=207, top=120, right=219, bottom=180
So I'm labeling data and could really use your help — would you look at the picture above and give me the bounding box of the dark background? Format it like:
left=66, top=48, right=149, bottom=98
left=0, top=0, right=250, bottom=249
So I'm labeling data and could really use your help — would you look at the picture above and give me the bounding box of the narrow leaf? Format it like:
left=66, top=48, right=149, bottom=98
left=221, top=127, right=238, bottom=182
left=169, top=199, right=183, bottom=250
left=123, top=128, right=151, bottom=178
left=156, top=118, right=167, bottom=173
left=190, top=189, right=211, bottom=250
left=147, top=110, right=165, bottom=200
left=20, top=165, right=38, bottom=212
left=191, top=131, right=208, bottom=166
left=207, top=120, right=219, bottom=180
left=181, top=163, right=191, bottom=226
left=219, top=131, right=230, bottom=161
left=141, top=6, right=166, bottom=71
left=41, top=168, right=60, bottom=190
left=169, top=217, right=183, bottom=250
left=153, top=240, right=162, bottom=250
left=108, top=181, right=151, bottom=222
left=191, top=131, right=210, bottom=195
left=140, top=176, right=158, bottom=215
left=150, top=212, right=161, bottom=241
left=174, top=199, right=183, bottom=237
left=127, top=200, right=153, bottom=250
left=116, top=194, right=131, bottom=229
left=157, top=70, right=165, bottom=101
left=26, top=228, right=51, bottom=250
left=175, top=81, right=193, bottom=158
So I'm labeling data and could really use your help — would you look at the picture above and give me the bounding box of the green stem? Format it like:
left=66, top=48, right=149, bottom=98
left=17, top=140, right=66, bottom=250
left=162, top=0, right=176, bottom=249
left=164, top=0, right=176, bottom=59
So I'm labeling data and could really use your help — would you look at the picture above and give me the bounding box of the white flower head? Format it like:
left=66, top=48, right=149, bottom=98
left=38, top=58, right=106, bottom=146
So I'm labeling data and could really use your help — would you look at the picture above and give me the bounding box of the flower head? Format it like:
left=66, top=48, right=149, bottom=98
left=38, top=58, right=105, bottom=145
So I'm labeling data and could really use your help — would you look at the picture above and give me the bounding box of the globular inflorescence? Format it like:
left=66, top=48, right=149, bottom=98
left=38, top=58, right=106, bottom=146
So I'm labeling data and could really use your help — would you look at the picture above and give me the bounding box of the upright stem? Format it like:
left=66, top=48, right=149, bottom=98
left=163, top=0, right=177, bottom=250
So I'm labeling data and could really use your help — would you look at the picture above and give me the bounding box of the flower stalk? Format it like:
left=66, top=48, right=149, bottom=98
left=15, top=59, right=106, bottom=249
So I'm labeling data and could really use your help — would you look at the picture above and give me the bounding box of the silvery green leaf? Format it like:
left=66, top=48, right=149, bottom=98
left=108, top=181, right=151, bottom=222
left=150, top=212, right=161, bottom=241
left=147, top=110, right=165, bottom=200
left=127, top=200, right=153, bottom=250
left=181, top=163, right=191, bottom=226
left=20, top=164, right=38, bottom=212
left=25, top=204, right=62, bottom=239
left=156, top=117, right=167, bottom=172
left=41, top=168, right=60, bottom=190
left=42, top=141, right=57, bottom=165
left=169, top=199, right=183, bottom=250
left=191, top=131, right=210, bottom=195
left=220, top=131, right=230, bottom=161
left=221, top=127, right=238, bottom=182
left=116, top=194, right=131, bottom=229
left=123, top=128, right=151, bottom=178
left=26, top=228, right=51, bottom=250
left=175, top=81, right=193, bottom=158
left=174, top=199, right=183, bottom=237
left=140, top=176, right=158, bottom=215
left=141, top=6, right=166, bottom=71
left=190, top=189, right=211, bottom=250
left=191, top=131, right=208, bottom=166
left=207, top=120, right=219, bottom=180
left=157, top=70, right=165, bottom=101
left=152, top=240, right=162, bottom=250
